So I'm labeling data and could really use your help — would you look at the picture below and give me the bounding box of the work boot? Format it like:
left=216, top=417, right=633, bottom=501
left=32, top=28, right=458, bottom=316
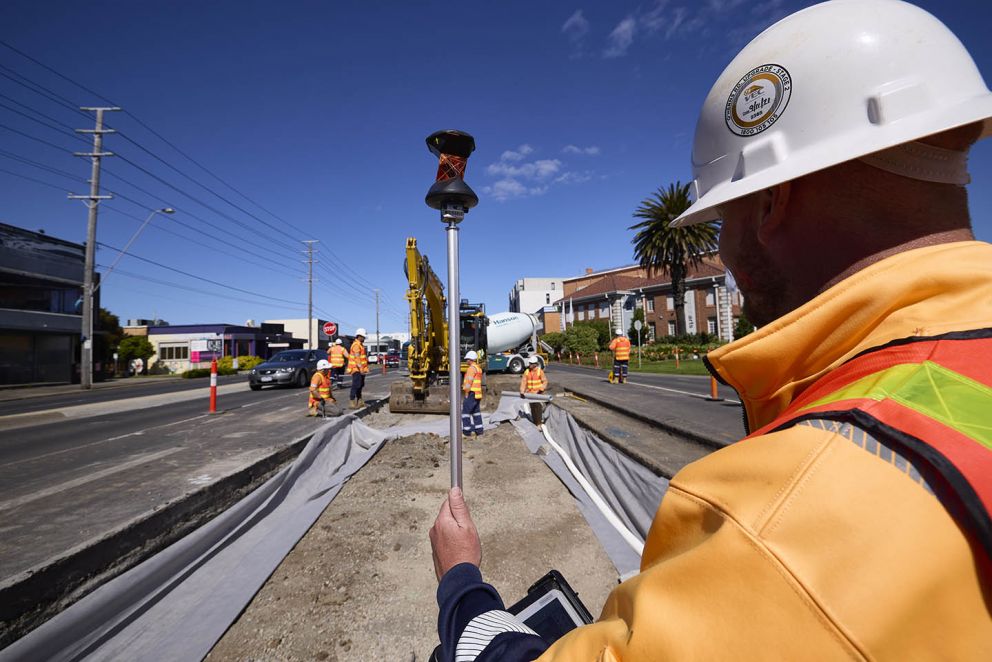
left=357, top=398, right=365, bottom=408
left=349, top=399, right=358, bottom=409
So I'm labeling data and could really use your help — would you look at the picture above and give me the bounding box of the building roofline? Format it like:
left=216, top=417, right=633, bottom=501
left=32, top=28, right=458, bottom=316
left=0, top=221, right=85, bottom=250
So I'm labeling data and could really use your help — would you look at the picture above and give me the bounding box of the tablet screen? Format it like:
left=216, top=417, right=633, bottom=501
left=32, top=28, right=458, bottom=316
left=514, top=589, right=586, bottom=644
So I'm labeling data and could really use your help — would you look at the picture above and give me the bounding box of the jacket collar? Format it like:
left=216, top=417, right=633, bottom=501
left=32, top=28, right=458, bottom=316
left=706, top=241, right=992, bottom=432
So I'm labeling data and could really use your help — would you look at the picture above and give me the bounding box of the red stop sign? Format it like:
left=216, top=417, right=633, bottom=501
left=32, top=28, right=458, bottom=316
left=322, top=321, right=337, bottom=336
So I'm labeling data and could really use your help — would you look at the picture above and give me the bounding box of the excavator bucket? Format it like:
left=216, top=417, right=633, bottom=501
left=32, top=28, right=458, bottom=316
left=388, top=381, right=451, bottom=414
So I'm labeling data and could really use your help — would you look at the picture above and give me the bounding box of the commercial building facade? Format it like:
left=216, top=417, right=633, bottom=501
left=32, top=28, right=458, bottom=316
left=0, top=223, right=85, bottom=384
left=145, top=322, right=304, bottom=373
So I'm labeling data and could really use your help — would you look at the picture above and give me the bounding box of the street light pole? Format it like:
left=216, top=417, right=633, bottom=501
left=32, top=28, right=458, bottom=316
left=94, top=208, right=174, bottom=293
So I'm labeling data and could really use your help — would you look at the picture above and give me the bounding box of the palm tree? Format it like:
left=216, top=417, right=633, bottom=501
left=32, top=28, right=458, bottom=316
left=630, top=182, right=720, bottom=336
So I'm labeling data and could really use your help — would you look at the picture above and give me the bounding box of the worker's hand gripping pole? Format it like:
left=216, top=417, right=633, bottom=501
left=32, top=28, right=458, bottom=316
left=425, top=130, right=478, bottom=490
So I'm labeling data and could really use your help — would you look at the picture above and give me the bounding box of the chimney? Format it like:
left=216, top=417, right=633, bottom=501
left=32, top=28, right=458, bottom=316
left=585, top=267, right=593, bottom=274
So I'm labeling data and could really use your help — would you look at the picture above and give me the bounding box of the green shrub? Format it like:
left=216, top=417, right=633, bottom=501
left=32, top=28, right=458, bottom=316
left=181, top=366, right=237, bottom=378
left=217, top=355, right=264, bottom=371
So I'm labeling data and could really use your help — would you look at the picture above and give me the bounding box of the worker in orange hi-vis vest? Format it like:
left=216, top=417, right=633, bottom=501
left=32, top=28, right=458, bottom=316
left=519, top=356, right=548, bottom=395
left=308, top=359, right=335, bottom=417
left=609, top=328, right=632, bottom=384
left=346, top=328, right=369, bottom=409
left=461, top=351, right=484, bottom=437
left=327, top=338, right=348, bottom=386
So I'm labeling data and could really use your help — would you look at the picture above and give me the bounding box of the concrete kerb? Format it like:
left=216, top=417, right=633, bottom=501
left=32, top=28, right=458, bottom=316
left=562, top=385, right=729, bottom=451
left=0, top=398, right=388, bottom=649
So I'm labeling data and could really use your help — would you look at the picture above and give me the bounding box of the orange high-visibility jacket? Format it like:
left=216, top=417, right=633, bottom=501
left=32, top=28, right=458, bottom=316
left=346, top=340, right=368, bottom=374
left=327, top=344, right=348, bottom=368
left=308, top=371, right=331, bottom=408
left=539, top=242, right=992, bottom=660
left=462, top=364, right=483, bottom=400
left=609, top=336, right=631, bottom=361
left=521, top=366, right=547, bottom=393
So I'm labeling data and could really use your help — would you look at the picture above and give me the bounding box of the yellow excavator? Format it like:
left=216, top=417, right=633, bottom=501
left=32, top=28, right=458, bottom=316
left=389, top=237, right=488, bottom=413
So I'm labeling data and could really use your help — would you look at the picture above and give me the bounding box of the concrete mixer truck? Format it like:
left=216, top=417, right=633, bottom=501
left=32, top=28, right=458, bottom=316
left=389, top=237, right=545, bottom=413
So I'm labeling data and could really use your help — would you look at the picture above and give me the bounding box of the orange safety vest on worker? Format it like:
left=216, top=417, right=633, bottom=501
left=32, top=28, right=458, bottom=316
left=521, top=366, right=547, bottom=394
left=308, top=371, right=332, bottom=408
left=609, top=335, right=631, bottom=361
left=536, top=243, right=992, bottom=659
left=462, top=363, right=483, bottom=400
left=346, top=340, right=368, bottom=374
left=327, top=344, right=348, bottom=368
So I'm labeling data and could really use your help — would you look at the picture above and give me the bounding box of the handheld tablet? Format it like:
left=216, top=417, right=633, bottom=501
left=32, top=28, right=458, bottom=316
left=507, top=570, right=593, bottom=644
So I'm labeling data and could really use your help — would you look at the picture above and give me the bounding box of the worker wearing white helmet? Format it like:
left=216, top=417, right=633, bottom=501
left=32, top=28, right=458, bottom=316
left=608, top=327, right=631, bottom=384
left=346, top=329, right=369, bottom=408
left=461, top=350, right=484, bottom=437
left=327, top=338, right=348, bottom=386
left=430, top=1, right=992, bottom=658
left=519, top=355, right=547, bottom=396
left=307, top=359, right=335, bottom=417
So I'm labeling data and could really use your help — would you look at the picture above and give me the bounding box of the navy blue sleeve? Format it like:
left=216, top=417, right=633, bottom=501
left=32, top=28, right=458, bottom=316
left=436, top=563, right=549, bottom=662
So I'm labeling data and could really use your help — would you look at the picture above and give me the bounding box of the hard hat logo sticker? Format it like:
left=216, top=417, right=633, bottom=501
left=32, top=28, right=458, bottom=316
left=725, top=64, right=792, bottom=137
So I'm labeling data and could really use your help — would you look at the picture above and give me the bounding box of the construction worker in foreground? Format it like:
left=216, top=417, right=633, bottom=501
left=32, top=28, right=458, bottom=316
left=461, top=351, right=484, bottom=437
left=608, top=328, right=631, bottom=383
left=429, top=1, right=992, bottom=658
left=327, top=338, right=348, bottom=386
left=346, top=329, right=369, bottom=409
left=519, top=356, right=547, bottom=396
left=307, top=359, right=335, bottom=417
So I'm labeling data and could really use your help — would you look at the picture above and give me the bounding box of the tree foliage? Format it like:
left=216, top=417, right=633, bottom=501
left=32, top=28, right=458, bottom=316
left=542, top=332, right=566, bottom=353
left=562, top=325, right=599, bottom=356
left=630, top=182, right=719, bottom=335
left=118, top=336, right=155, bottom=365
left=734, top=313, right=755, bottom=338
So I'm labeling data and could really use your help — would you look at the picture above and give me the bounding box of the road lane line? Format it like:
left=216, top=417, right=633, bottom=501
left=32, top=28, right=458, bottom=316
left=0, top=447, right=182, bottom=513
left=625, top=380, right=742, bottom=404
left=0, top=390, right=301, bottom=468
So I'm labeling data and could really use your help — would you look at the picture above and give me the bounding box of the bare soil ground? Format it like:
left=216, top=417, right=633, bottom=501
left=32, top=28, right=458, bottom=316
left=207, top=411, right=616, bottom=661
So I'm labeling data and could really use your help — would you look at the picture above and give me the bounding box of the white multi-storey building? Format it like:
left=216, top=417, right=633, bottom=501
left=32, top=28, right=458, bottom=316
left=508, top=277, right=565, bottom=316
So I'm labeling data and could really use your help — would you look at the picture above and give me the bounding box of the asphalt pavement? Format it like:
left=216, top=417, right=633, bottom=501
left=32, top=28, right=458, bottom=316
left=546, top=363, right=747, bottom=446
left=0, top=372, right=402, bottom=583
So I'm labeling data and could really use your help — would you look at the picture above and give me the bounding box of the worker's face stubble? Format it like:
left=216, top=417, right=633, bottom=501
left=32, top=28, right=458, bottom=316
left=718, top=194, right=791, bottom=328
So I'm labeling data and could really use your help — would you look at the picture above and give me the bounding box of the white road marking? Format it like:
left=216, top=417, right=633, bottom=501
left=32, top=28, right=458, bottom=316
left=0, top=447, right=182, bottom=513
left=625, top=380, right=742, bottom=405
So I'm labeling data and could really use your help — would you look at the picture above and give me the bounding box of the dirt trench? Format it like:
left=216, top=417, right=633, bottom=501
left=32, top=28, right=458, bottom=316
left=207, top=413, right=616, bottom=661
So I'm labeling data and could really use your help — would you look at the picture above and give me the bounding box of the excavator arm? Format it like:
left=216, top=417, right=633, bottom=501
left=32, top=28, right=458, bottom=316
left=391, top=237, right=453, bottom=413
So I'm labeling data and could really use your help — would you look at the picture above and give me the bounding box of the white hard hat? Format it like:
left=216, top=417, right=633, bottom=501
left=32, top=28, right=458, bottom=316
left=465, top=350, right=478, bottom=361
left=615, top=328, right=624, bottom=335
left=528, top=356, right=539, bottom=365
left=316, top=359, right=331, bottom=370
left=672, top=0, right=992, bottom=228
left=334, top=339, right=342, bottom=345
left=355, top=328, right=367, bottom=337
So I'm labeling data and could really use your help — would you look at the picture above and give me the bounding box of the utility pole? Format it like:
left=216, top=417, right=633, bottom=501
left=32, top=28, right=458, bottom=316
left=70, top=106, right=119, bottom=389
left=374, top=288, right=380, bottom=356
left=303, top=240, right=318, bottom=348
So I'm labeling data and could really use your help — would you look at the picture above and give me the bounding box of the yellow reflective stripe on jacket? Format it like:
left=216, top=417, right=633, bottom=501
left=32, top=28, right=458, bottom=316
left=525, top=367, right=546, bottom=393
left=347, top=341, right=368, bottom=373
left=462, top=365, right=483, bottom=399
left=308, top=371, right=331, bottom=406
left=328, top=345, right=347, bottom=367
left=610, top=337, right=631, bottom=360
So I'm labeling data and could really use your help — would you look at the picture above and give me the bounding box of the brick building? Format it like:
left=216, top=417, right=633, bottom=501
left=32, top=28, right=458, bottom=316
left=551, top=256, right=744, bottom=341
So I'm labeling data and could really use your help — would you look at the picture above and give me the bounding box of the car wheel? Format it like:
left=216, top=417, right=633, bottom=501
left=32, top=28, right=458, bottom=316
left=250, top=383, right=261, bottom=391
left=297, top=370, right=308, bottom=387
left=508, top=357, right=524, bottom=374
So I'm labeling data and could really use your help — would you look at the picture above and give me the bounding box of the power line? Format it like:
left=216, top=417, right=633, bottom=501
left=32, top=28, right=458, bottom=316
left=99, top=265, right=307, bottom=312
left=96, top=241, right=306, bottom=306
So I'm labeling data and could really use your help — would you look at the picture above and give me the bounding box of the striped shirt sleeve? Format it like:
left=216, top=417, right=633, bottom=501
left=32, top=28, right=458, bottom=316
left=437, top=563, right=549, bottom=662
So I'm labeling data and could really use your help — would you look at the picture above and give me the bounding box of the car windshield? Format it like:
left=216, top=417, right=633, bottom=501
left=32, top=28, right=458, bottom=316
left=269, top=350, right=309, bottom=362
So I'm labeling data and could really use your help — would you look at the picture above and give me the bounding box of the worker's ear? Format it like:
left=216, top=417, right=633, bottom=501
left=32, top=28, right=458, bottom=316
left=756, top=182, right=791, bottom=246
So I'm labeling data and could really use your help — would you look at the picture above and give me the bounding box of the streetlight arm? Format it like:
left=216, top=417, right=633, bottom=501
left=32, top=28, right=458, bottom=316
left=93, top=208, right=173, bottom=294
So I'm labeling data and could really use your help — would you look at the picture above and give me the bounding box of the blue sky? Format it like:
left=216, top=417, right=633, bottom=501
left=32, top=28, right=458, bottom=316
left=2, top=0, right=991, bottom=335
